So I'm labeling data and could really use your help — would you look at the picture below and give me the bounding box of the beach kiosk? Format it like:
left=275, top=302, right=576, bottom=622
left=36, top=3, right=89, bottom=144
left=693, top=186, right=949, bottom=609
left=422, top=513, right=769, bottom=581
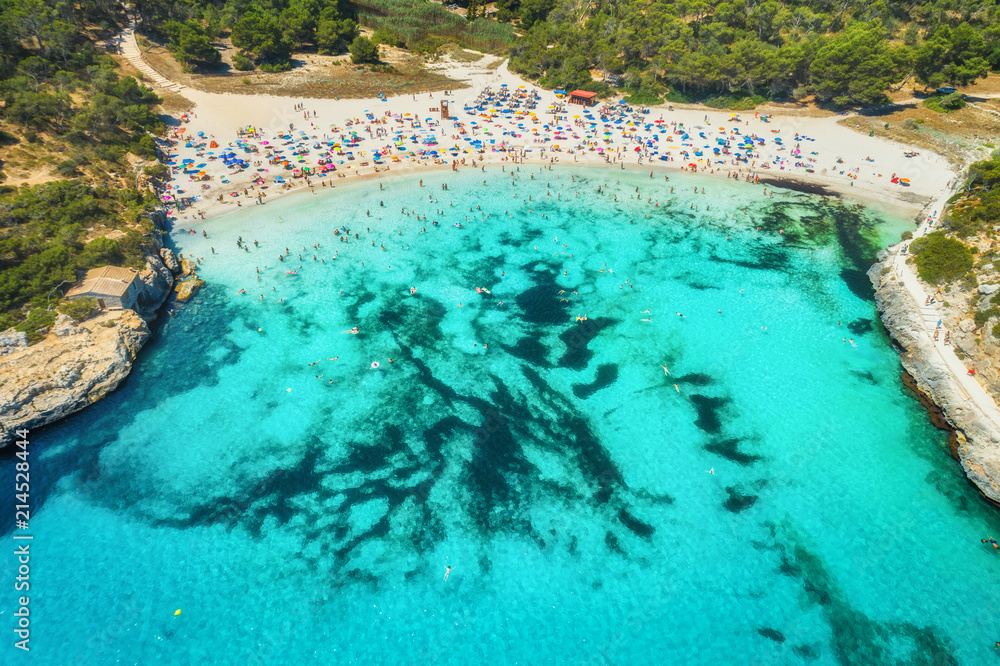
left=65, top=266, right=141, bottom=311
left=568, top=90, right=598, bottom=107
left=440, top=100, right=450, bottom=120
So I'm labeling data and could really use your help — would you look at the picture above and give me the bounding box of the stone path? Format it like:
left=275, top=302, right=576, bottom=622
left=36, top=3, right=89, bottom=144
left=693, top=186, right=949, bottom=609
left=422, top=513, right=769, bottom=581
left=117, top=24, right=185, bottom=93
left=889, top=191, right=1000, bottom=430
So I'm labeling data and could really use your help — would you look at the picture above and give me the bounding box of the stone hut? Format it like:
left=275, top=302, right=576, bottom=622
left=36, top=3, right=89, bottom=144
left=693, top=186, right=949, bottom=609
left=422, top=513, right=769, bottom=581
left=65, top=266, right=141, bottom=311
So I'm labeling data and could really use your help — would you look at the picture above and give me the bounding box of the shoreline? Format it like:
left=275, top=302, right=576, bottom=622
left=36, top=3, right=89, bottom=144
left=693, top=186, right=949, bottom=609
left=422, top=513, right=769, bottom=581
left=868, top=180, right=1000, bottom=506
left=177, top=152, right=932, bottom=232
left=159, top=58, right=948, bottom=228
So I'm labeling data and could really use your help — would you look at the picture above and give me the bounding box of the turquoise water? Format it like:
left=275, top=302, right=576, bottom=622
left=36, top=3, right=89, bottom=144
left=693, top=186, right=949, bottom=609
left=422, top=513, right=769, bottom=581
left=5, top=167, right=1000, bottom=665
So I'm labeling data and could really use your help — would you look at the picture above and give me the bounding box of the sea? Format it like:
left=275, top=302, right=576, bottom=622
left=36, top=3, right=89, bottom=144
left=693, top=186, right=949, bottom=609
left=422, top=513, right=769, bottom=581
left=3, top=166, right=999, bottom=665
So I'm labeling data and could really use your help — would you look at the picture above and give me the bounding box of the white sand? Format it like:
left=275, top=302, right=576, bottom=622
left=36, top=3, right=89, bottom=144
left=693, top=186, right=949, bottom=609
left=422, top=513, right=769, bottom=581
left=161, top=58, right=955, bottom=223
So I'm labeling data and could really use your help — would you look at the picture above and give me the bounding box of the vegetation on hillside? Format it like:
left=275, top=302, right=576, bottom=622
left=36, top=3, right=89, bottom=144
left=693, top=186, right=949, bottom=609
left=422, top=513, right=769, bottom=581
left=505, top=0, right=1000, bottom=106
left=134, top=0, right=1000, bottom=107
left=946, top=156, right=1000, bottom=238
left=137, top=0, right=516, bottom=65
left=136, top=0, right=362, bottom=70
left=352, top=0, right=515, bottom=54
left=910, top=231, right=975, bottom=284
left=0, top=0, right=165, bottom=333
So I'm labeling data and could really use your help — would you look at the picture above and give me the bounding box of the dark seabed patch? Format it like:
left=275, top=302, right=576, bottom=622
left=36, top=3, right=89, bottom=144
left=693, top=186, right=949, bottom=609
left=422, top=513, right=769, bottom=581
left=503, top=335, right=551, bottom=367
left=831, top=204, right=882, bottom=302
left=677, top=373, right=713, bottom=386
left=723, top=486, right=758, bottom=513
left=689, top=394, right=730, bottom=434
left=758, top=628, right=786, bottom=643
left=792, top=644, right=820, bottom=661
left=850, top=370, right=878, bottom=386
left=771, top=530, right=958, bottom=665
left=558, top=317, right=617, bottom=370
left=516, top=264, right=569, bottom=325
left=617, top=508, right=654, bottom=538
left=848, top=318, right=874, bottom=336
left=759, top=178, right=841, bottom=198
left=605, top=531, right=625, bottom=555
left=840, top=268, right=874, bottom=302
left=705, top=437, right=761, bottom=465
left=573, top=364, right=619, bottom=399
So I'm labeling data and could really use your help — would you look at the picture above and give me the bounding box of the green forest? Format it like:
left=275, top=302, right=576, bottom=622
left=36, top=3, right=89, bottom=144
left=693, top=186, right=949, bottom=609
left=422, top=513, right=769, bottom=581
left=506, top=0, right=1000, bottom=106
left=134, top=0, right=515, bottom=67
left=0, top=0, right=163, bottom=334
left=131, top=0, right=1000, bottom=107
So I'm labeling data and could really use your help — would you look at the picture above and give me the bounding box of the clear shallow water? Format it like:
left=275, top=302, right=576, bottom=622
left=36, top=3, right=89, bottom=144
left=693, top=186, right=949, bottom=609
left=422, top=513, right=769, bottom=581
left=5, top=167, right=1000, bottom=665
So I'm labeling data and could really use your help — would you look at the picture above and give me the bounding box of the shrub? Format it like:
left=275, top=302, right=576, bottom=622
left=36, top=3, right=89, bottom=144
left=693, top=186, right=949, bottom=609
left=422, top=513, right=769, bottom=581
left=259, top=61, right=292, bottom=73
left=57, top=297, right=96, bottom=322
left=624, top=90, right=663, bottom=106
left=14, top=308, right=56, bottom=344
left=901, top=118, right=919, bottom=131
left=992, top=321, right=1000, bottom=339
left=975, top=307, right=1000, bottom=328
left=144, top=164, right=169, bottom=180
left=664, top=89, right=694, bottom=104
left=372, top=28, right=405, bottom=48
left=924, top=92, right=966, bottom=113
left=940, top=92, right=966, bottom=110
left=55, top=160, right=79, bottom=176
left=232, top=53, right=255, bottom=71
left=909, top=232, right=974, bottom=284
left=350, top=36, right=380, bottom=64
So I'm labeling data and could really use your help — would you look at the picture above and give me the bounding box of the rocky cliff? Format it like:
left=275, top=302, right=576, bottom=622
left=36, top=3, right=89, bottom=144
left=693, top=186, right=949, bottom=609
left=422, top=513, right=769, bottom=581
left=0, top=238, right=182, bottom=445
left=869, top=252, right=1000, bottom=506
left=0, top=310, right=151, bottom=444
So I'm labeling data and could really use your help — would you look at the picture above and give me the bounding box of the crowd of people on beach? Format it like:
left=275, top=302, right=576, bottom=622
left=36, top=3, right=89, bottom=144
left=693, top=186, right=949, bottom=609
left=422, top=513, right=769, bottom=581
left=156, top=75, right=924, bottom=227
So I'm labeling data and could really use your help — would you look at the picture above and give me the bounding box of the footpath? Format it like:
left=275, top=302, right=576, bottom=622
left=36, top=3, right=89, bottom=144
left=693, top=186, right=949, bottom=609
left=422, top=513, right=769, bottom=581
left=116, top=22, right=186, bottom=93
left=888, top=189, right=1000, bottom=432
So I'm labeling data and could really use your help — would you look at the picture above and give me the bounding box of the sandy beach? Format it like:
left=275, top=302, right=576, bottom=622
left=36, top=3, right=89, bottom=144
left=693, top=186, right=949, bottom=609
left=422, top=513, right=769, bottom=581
left=154, top=57, right=955, bottom=227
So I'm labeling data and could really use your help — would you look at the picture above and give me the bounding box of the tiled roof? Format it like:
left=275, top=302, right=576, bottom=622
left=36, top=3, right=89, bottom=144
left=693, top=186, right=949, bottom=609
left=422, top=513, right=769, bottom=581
left=65, top=266, right=139, bottom=298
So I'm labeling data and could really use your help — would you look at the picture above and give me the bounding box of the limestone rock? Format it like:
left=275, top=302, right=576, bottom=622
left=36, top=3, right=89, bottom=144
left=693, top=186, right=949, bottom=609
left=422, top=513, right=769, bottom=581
left=0, top=310, right=150, bottom=445
left=979, top=283, right=1000, bottom=295
left=0, top=329, right=29, bottom=356
left=869, top=258, right=1000, bottom=507
left=180, top=257, right=197, bottom=276
left=137, top=253, right=174, bottom=311
left=174, top=278, right=205, bottom=303
left=960, top=318, right=977, bottom=333
left=52, top=314, right=81, bottom=337
left=160, top=247, right=180, bottom=273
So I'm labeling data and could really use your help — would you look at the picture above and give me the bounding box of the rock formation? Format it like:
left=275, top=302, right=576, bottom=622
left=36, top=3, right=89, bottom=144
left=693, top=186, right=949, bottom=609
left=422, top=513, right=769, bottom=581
left=174, top=278, right=205, bottom=302
left=0, top=310, right=151, bottom=444
left=0, top=235, right=186, bottom=446
left=869, top=252, right=1000, bottom=506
